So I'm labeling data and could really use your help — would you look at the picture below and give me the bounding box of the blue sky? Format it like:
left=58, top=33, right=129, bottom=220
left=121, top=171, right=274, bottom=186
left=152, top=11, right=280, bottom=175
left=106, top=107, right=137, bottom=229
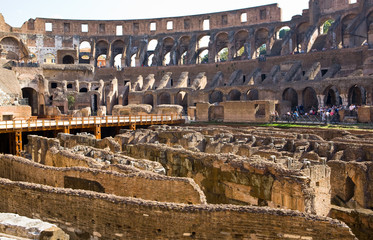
left=2, top=0, right=310, bottom=27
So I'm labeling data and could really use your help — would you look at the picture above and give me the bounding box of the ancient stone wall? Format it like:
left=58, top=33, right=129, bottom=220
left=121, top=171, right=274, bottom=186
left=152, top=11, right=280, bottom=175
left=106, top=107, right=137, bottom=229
left=0, top=154, right=206, bottom=204
left=0, top=177, right=356, bottom=239
left=329, top=206, right=373, bottom=240
left=123, top=142, right=326, bottom=215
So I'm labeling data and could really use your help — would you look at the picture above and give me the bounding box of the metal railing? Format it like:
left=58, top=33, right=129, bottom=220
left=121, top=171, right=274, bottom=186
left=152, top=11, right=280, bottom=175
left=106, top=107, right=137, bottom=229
left=0, top=114, right=183, bottom=132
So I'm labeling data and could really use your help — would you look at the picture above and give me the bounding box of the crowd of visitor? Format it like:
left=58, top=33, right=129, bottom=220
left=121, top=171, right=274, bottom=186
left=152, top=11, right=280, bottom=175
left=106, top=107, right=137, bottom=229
left=271, top=104, right=359, bottom=124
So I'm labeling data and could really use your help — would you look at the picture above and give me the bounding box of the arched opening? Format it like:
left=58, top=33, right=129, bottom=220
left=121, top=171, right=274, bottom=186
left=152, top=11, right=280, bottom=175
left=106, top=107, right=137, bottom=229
left=198, top=35, right=210, bottom=49
left=43, top=53, right=56, bottom=64
left=148, top=54, right=154, bottom=66
left=179, top=51, right=187, bottom=65
left=175, top=91, right=188, bottom=113
left=111, top=40, right=125, bottom=67
left=67, top=83, right=73, bottom=89
left=217, top=47, right=228, bottom=62
left=348, top=85, right=366, bottom=106
left=80, top=87, right=88, bottom=93
left=295, top=22, right=310, bottom=53
left=209, top=90, right=224, bottom=104
left=198, top=49, right=209, bottom=64
left=163, top=52, right=171, bottom=66
left=143, top=94, right=154, bottom=107
left=79, top=41, right=91, bottom=64
left=320, top=19, right=335, bottom=35
left=283, top=88, right=298, bottom=110
left=131, top=54, right=136, bottom=67
left=158, top=92, right=171, bottom=105
left=277, top=26, right=291, bottom=40
left=302, top=87, right=319, bottom=112
left=254, top=28, right=269, bottom=58
left=162, top=37, right=174, bottom=66
left=97, top=54, right=107, bottom=68
left=22, top=87, right=38, bottom=116
left=178, top=36, right=190, bottom=65
left=114, top=54, right=122, bottom=69
left=342, top=14, right=357, bottom=47
left=246, top=89, right=259, bottom=100
left=95, top=40, right=108, bottom=67
left=228, top=90, right=241, bottom=101
left=148, top=39, right=158, bottom=51
left=310, top=18, right=335, bottom=51
left=215, top=32, right=229, bottom=62
left=62, top=55, right=74, bottom=64
left=234, top=30, right=249, bottom=60
left=324, top=86, right=341, bottom=107
left=0, top=37, right=21, bottom=61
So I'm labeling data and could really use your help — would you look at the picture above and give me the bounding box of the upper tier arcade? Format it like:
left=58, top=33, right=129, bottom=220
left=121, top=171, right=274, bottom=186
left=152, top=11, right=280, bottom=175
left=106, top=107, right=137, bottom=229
left=0, top=0, right=369, bottom=69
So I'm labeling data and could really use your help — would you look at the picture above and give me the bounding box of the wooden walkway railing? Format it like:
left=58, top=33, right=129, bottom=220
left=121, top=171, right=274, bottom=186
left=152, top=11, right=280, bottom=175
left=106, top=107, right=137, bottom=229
left=0, top=114, right=184, bottom=156
left=0, top=114, right=183, bottom=133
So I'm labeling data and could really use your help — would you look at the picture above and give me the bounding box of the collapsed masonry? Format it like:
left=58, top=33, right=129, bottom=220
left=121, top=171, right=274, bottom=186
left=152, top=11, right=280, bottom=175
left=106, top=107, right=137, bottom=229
left=1, top=125, right=372, bottom=239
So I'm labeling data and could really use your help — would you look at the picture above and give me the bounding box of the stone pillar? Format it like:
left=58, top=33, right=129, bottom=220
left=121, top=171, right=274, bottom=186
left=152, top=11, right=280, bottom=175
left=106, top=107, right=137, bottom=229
left=317, top=95, right=325, bottom=108
left=106, top=43, right=112, bottom=68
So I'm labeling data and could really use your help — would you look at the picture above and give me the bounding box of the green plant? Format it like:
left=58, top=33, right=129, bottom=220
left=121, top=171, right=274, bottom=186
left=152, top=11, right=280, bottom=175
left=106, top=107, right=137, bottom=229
left=68, top=95, right=75, bottom=110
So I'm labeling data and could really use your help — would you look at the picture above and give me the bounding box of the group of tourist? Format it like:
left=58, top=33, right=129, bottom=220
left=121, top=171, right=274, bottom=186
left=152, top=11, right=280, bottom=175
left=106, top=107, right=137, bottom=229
left=271, top=104, right=360, bottom=124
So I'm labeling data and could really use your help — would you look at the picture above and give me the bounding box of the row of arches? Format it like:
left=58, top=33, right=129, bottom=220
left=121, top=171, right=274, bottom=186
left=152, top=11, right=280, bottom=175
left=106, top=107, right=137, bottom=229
left=138, top=84, right=369, bottom=115
left=69, top=10, right=373, bottom=68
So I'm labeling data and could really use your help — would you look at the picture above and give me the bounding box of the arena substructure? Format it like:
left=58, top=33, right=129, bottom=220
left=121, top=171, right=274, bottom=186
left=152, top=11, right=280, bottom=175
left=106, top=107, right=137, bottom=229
left=1, top=125, right=372, bottom=239
left=0, top=0, right=373, bottom=239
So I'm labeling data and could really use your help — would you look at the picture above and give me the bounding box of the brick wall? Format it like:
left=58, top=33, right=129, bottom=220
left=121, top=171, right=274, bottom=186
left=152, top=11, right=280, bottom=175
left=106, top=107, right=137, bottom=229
left=0, top=177, right=356, bottom=239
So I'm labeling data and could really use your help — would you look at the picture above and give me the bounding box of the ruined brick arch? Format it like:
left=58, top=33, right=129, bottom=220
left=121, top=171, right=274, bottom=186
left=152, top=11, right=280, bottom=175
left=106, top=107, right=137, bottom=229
left=209, top=90, right=224, bottom=104
left=302, top=87, right=319, bottom=112
left=233, top=30, right=249, bottom=60
left=22, top=87, right=38, bottom=116
left=214, top=32, right=229, bottom=62
left=95, top=40, right=109, bottom=67
left=323, top=85, right=342, bottom=107
left=178, top=36, right=191, bottom=65
left=294, top=22, right=310, bottom=53
left=145, top=39, right=158, bottom=66
left=62, top=55, right=74, bottom=64
left=174, top=91, right=189, bottom=113
left=143, top=94, right=154, bottom=107
left=348, top=85, right=367, bottom=106
left=110, top=39, right=125, bottom=67
left=341, top=13, right=357, bottom=45
left=79, top=40, right=92, bottom=64
left=0, top=36, right=22, bottom=60
left=194, top=34, right=210, bottom=64
left=157, top=92, right=171, bottom=105
left=227, top=89, right=241, bottom=101
left=162, top=37, right=175, bottom=66
left=254, top=28, right=269, bottom=58
left=246, top=89, right=259, bottom=100
left=308, top=17, right=336, bottom=51
left=282, top=88, right=298, bottom=110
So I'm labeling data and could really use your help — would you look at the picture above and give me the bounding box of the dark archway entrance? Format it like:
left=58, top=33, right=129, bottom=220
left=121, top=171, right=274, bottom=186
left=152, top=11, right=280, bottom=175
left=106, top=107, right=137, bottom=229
left=209, top=91, right=224, bottom=104
left=227, top=90, right=241, bottom=101
left=348, top=85, right=366, bottom=106
left=63, top=55, right=75, bottom=64
left=302, top=87, right=318, bottom=112
left=282, top=88, right=298, bottom=110
left=143, top=94, right=154, bottom=107
left=22, top=87, right=38, bottom=116
left=324, top=86, right=342, bottom=107
left=175, top=91, right=188, bottom=113
left=158, top=92, right=171, bottom=105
